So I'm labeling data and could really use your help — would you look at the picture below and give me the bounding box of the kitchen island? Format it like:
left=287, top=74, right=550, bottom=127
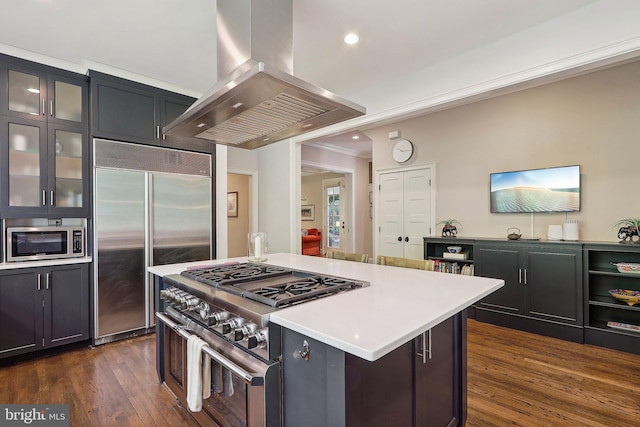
left=150, top=253, right=503, bottom=427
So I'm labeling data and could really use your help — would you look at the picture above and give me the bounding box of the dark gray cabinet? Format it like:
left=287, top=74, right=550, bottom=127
left=0, top=54, right=89, bottom=218
left=475, top=242, right=583, bottom=342
left=0, top=268, right=42, bottom=357
left=90, top=71, right=212, bottom=153
left=281, top=312, right=465, bottom=427
left=414, top=315, right=464, bottom=427
left=0, top=117, right=89, bottom=217
left=583, top=244, right=640, bottom=355
left=0, top=263, right=89, bottom=359
left=0, top=56, right=88, bottom=126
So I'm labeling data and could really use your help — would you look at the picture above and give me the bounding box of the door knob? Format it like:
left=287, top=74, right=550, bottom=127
left=397, top=236, right=402, bottom=242
left=404, top=236, right=409, bottom=242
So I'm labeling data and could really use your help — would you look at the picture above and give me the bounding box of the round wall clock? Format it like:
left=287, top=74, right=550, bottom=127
left=392, top=139, right=414, bottom=163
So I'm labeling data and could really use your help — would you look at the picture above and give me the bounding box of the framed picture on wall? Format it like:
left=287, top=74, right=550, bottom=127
left=301, top=204, right=315, bottom=221
left=227, top=192, right=238, bottom=217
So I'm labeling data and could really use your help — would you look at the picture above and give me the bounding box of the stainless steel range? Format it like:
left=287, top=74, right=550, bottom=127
left=155, top=262, right=368, bottom=427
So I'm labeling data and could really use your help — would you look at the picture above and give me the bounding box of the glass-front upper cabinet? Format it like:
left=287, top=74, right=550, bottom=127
left=2, top=62, right=87, bottom=126
left=51, top=127, right=84, bottom=209
left=0, top=117, right=87, bottom=216
left=1, top=117, right=47, bottom=209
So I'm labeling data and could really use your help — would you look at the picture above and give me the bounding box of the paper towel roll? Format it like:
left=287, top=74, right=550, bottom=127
left=563, top=220, right=579, bottom=241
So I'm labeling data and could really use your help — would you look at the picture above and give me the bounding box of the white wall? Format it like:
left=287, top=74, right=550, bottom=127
left=368, top=59, right=640, bottom=243
left=257, top=140, right=299, bottom=255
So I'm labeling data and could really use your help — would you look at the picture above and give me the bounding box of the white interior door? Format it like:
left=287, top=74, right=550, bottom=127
left=378, top=168, right=431, bottom=259
left=379, top=172, right=405, bottom=257
left=403, top=168, right=431, bottom=259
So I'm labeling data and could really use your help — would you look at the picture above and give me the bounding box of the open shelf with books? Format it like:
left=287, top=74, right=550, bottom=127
left=584, top=243, right=640, bottom=355
left=423, top=237, right=475, bottom=275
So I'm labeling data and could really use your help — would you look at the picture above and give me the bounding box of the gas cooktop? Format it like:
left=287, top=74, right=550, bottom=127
left=179, top=262, right=368, bottom=308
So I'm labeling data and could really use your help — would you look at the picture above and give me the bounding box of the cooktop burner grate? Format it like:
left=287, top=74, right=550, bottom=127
left=181, top=263, right=291, bottom=286
left=243, top=276, right=360, bottom=308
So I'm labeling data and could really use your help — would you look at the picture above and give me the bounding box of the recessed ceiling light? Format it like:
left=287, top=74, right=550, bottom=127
left=232, top=102, right=243, bottom=109
left=344, top=33, right=359, bottom=45
left=197, top=123, right=206, bottom=128
left=352, top=135, right=359, bottom=140
left=302, top=123, right=313, bottom=128
left=27, top=88, right=40, bottom=94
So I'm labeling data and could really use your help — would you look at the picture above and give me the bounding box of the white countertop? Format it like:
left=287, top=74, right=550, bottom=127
left=149, top=253, right=504, bottom=361
left=0, top=256, right=93, bottom=270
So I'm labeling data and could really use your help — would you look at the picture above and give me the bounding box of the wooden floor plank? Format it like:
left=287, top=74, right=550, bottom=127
left=0, top=321, right=638, bottom=426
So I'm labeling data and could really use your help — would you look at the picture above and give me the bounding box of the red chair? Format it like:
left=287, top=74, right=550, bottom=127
left=302, top=228, right=322, bottom=256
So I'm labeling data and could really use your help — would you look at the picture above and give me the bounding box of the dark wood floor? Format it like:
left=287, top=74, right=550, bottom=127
left=0, top=320, right=638, bottom=426
left=466, top=320, right=640, bottom=427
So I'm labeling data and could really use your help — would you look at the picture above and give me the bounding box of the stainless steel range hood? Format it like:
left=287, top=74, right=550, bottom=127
left=163, top=0, right=366, bottom=150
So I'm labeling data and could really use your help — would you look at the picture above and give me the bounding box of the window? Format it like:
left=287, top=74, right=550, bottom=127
left=326, top=184, right=341, bottom=249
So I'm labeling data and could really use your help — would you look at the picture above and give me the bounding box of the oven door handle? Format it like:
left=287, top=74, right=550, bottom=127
left=156, top=312, right=263, bottom=386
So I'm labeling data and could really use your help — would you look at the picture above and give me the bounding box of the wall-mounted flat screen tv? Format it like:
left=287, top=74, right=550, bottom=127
left=490, top=165, right=580, bottom=213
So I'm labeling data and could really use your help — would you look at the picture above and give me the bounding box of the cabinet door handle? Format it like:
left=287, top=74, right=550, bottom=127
left=50, top=99, right=54, bottom=117
left=156, top=125, right=160, bottom=139
left=416, top=329, right=432, bottom=364
left=45, top=273, right=50, bottom=290
left=37, top=273, right=41, bottom=291
left=42, top=190, right=46, bottom=206
left=404, top=236, right=409, bottom=242
left=50, top=190, right=55, bottom=206
left=518, top=268, right=522, bottom=284
left=397, top=236, right=402, bottom=242
left=42, top=99, right=45, bottom=115
left=523, top=269, right=527, bottom=285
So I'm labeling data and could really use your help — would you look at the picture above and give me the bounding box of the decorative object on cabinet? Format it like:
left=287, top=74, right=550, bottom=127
left=447, top=246, right=462, bottom=254
left=608, top=289, right=640, bottom=306
left=437, top=219, right=461, bottom=237
left=614, top=218, right=640, bottom=243
left=584, top=243, right=640, bottom=354
left=301, top=204, right=315, bottom=221
left=226, top=191, right=238, bottom=217
left=611, top=262, right=640, bottom=274
left=507, top=227, right=522, bottom=240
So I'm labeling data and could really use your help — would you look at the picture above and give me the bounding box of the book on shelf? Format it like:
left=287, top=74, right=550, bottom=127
left=442, top=252, right=468, bottom=260
left=432, top=260, right=474, bottom=276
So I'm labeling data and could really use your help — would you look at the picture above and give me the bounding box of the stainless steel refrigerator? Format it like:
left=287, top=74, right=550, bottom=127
left=93, top=139, right=212, bottom=345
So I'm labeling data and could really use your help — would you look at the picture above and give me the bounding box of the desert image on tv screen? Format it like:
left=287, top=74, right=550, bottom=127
left=490, top=166, right=580, bottom=213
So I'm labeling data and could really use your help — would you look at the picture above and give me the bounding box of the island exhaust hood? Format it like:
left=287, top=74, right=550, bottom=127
left=163, top=0, right=366, bottom=150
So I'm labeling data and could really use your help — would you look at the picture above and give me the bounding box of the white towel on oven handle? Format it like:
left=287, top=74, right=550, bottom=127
left=186, top=335, right=208, bottom=412
left=202, top=351, right=211, bottom=400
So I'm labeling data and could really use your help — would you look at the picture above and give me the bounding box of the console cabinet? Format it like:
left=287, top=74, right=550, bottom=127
left=474, top=241, right=583, bottom=342
left=0, top=263, right=89, bottom=359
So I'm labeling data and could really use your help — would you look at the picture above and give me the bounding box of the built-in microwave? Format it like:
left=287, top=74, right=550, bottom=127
left=6, top=226, right=85, bottom=262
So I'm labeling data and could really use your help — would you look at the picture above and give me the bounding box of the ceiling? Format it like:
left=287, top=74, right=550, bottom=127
left=0, top=0, right=601, bottom=159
